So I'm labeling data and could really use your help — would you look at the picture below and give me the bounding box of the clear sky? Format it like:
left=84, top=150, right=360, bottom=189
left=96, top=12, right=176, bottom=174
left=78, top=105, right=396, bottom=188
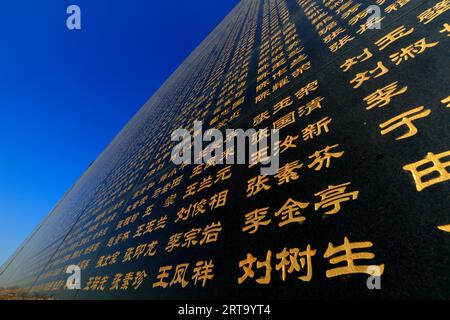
left=0, top=0, right=239, bottom=266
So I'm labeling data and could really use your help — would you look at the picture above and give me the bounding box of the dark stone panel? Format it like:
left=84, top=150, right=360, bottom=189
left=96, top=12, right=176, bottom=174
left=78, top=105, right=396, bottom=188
left=1, top=0, right=449, bottom=299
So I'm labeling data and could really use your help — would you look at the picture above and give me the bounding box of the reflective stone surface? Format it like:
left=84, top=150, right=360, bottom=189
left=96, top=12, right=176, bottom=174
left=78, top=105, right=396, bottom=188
left=0, top=0, right=449, bottom=299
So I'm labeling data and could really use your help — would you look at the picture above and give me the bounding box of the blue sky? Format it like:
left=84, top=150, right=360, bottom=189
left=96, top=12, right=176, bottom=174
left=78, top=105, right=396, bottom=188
left=0, top=0, right=239, bottom=266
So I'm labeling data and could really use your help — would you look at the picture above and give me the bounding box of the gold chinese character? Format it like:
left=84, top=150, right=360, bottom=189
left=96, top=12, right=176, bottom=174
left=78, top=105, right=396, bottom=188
left=363, top=82, right=408, bottom=110
left=375, top=25, right=414, bottom=50
left=357, top=17, right=385, bottom=34
left=153, top=266, right=172, bottom=288
left=142, top=204, right=154, bottom=218
left=275, top=160, right=303, bottom=185
left=308, top=144, right=344, bottom=171
left=349, top=10, right=369, bottom=26
left=298, top=96, right=324, bottom=116
left=275, top=198, right=309, bottom=227
left=215, top=166, right=232, bottom=182
left=340, top=48, right=373, bottom=72
left=182, top=228, right=201, bottom=248
left=192, top=260, right=214, bottom=287
left=379, top=106, right=431, bottom=140
left=110, top=273, right=122, bottom=290
left=275, top=245, right=316, bottom=281
left=273, top=96, right=293, bottom=114
left=243, top=207, right=271, bottom=234
left=200, top=221, right=222, bottom=245
left=290, top=54, right=308, bottom=69
left=273, top=77, right=290, bottom=91
left=144, top=240, right=158, bottom=257
left=253, top=111, right=271, bottom=126
left=302, top=117, right=332, bottom=141
left=294, top=80, right=319, bottom=100
left=132, top=270, right=147, bottom=289
left=256, top=250, right=272, bottom=284
left=418, top=1, right=450, bottom=25
left=121, top=272, right=134, bottom=290
left=238, top=251, right=272, bottom=285
left=156, top=215, right=167, bottom=230
left=323, top=237, right=384, bottom=278
left=191, top=199, right=207, bottom=217
left=314, top=182, right=359, bottom=215
left=238, top=253, right=257, bottom=284
left=175, top=206, right=190, bottom=222
left=273, top=111, right=296, bottom=130
left=170, top=263, right=189, bottom=287
left=292, top=62, right=311, bottom=78
left=442, top=95, right=450, bottom=107
left=164, top=193, right=176, bottom=207
left=275, top=135, right=299, bottom=155
left=198, top=175, right=213, bottom=191
left=440, top=23, right=450, bottom=36
left=256, top=89, right=271, bottom=104
left=350, top=61, right=389, bottom=88
left=390, top=38, right=439, bottom=65
left=190, top=164, right=203, bottom=178
left=209, top=189, right=228, bottom=210
left=324, top=27, right=345, bottom=43
left=165, top=233, right=182, bottom=252
left=330, top=35, right=355, bottom=53
left=437, top=224, right=450, bottom=232
left=122, top=247, right=134, bottom=262
left=249, top=147, right=271, bottom=168
left=403, top=150, right=450, bottom=191
left=183, top=182, right=197, bottom=199
left=246, top=175, right=271, bottom=197
left=385, top=0, right=410, bottom=14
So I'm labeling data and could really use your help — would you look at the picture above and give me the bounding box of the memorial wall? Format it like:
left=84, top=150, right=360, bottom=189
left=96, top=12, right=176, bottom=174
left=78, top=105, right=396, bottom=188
left=0, top=0, right=449, bottom=299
